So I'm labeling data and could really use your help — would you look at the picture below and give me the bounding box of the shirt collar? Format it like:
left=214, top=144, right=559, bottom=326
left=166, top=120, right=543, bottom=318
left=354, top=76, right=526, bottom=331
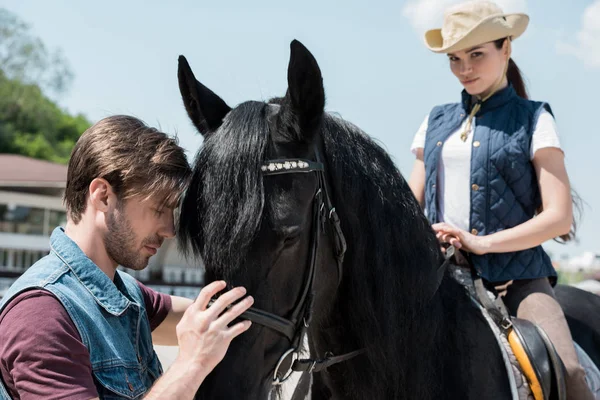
left=49, top=227, right=132, bottom=316
left=461, top=84, right=517, bottom=116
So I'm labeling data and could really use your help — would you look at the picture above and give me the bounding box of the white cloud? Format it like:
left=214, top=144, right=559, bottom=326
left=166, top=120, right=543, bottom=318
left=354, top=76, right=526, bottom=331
left=402, top=0, right=528, bottom=34
left=401, top=0, right=456, bottom=33
left=557, top=0, right=600, bottom=68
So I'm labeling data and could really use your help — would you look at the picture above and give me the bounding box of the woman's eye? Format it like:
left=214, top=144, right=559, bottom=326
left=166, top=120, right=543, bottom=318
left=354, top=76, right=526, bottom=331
left=471, top=52, right=483, bottom=58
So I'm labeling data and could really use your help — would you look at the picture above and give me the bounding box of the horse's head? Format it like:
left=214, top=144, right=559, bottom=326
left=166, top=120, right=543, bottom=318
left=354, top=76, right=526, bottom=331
left=177, top=40, right=344, bottom=398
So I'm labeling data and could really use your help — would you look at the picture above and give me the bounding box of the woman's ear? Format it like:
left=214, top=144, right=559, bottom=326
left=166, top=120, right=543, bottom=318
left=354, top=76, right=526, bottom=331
left=503, top=38, right=512, bottom=59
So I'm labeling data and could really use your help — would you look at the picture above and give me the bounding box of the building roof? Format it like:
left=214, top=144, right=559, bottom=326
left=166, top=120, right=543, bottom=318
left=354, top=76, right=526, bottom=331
left=0, top=154, right=67, bottom=187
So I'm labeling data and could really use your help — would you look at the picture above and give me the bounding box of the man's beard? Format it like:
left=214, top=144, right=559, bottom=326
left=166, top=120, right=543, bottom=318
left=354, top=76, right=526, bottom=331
left=104, top=207, right=159, bottom=271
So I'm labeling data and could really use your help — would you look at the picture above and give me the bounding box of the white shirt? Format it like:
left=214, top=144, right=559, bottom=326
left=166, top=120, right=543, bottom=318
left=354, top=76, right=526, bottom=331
left=410, top=110, right=562, bottom=231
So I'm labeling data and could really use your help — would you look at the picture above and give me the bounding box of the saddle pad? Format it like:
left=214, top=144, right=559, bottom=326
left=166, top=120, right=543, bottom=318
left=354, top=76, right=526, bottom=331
left=472, top=299, right=533, bottom=400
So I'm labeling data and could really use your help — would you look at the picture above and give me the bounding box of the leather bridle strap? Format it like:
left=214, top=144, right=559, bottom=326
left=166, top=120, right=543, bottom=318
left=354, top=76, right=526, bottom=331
left=314, top=143, right=347, bottom=286
left=286, top=184, right=323, bottom=342
left=291, top=349, right=366, bottom=373
left=207, top=298, right=297, bottom=341
left=240, top=307, right=298, bottom=341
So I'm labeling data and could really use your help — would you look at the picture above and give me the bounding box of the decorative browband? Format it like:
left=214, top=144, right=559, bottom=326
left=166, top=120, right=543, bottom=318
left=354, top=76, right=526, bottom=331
left=261, top=159, right=324, bottom=175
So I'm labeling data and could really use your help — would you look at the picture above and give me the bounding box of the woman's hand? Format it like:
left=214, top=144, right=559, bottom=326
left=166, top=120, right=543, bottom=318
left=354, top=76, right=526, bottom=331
left=432, top=222, right=490, bottom=255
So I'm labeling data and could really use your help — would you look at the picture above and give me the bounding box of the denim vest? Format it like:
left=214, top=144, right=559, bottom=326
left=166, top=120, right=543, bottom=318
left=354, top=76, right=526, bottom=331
left=0, top=228, right=162, bottom=399
left=423, top=85, right=556, bottom=283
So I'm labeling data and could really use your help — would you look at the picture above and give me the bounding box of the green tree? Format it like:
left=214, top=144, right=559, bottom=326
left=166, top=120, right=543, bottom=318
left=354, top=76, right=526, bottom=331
left=0, top=8, right=73, bottom=95
left=0, top=8, right=90, bottom=164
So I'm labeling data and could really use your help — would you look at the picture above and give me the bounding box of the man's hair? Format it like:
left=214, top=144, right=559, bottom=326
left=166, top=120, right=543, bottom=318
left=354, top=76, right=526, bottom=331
left=64, top=115, right=192, bottom=223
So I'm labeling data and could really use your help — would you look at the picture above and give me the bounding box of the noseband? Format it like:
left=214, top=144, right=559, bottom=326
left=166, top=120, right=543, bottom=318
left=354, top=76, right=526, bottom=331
left=210, top=144, right=363, bottom=385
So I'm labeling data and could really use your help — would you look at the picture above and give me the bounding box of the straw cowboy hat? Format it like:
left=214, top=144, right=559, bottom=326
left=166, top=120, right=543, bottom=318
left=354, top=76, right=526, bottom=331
left=425, top=1, right=529, bottom=53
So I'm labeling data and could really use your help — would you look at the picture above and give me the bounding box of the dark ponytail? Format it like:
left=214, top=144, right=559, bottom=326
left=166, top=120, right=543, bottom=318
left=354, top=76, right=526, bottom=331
left=493, top=38, right=582, bottom=243
left=507, top=59, right=529, bottom=99
left=494, top=38, right=528, bottom=99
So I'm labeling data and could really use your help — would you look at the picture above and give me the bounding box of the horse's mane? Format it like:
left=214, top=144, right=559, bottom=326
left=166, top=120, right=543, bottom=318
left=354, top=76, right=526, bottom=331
left=178, top=100, right=269, bottom=280
left=320, top=115, right=470, bottom=399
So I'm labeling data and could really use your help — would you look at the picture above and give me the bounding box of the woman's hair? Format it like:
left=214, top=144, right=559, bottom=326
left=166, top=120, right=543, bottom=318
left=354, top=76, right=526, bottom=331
left=559, top=193, right=583, bottom=244
left=494, top=38, right=528, bottom=99
left=492, top=38, right=582, bottom=242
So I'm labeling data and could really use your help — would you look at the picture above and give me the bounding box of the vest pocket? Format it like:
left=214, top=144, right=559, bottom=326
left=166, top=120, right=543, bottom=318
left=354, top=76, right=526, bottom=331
left=94, top=365, right=149, bottom=399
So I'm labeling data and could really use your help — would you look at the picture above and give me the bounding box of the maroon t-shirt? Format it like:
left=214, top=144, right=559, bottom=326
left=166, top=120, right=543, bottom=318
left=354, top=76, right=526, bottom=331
left=0, top=282, right=172, bottom=400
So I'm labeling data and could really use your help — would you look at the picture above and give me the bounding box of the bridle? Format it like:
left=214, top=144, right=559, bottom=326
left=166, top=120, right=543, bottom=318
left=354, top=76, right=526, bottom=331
left=205, top=129, right=453, bottom=386
left=207, top=141, right=450, bottom=386
left=261, top=145, right=365, bottom=385
left=209, top=143, right=363, bottom=386
left=254, top=146, right=449, bottom=385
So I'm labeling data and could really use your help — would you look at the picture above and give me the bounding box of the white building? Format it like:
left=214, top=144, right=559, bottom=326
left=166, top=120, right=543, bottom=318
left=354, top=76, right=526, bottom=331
left=0, top=155, right=67, bottom=278
left=0, top=154, right=204, bottom=299
left=561, top=252, right=600, bottom=273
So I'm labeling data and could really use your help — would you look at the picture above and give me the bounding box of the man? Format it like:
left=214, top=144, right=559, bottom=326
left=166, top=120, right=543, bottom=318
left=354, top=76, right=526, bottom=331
left=0, top=115, right=253, bottom=399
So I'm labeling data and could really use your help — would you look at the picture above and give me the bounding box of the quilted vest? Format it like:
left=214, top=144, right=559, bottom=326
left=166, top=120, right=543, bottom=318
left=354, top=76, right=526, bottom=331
left=423, top=85, right=556, bottom=283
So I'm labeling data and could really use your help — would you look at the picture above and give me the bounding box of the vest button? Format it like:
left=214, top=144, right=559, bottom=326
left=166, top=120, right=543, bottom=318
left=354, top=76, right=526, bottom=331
left=436, top=141, right=443, bottom=147
left=471, top=229, right=478, bottom=235
left=471, top=184, right=479, bottom=191
left=473, top=141, right=480, bottom=147
left=432, top=184, right=436, bottom=189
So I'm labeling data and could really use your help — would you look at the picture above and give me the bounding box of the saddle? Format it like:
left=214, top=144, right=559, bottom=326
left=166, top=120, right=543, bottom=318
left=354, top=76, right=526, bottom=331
left=506, top=309, right=567, bottom=400
left=445, top=247, right=567, bottom=400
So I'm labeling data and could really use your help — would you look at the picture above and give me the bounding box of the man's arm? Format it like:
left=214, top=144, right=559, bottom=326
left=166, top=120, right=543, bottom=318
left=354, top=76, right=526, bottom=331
left=136, top=281, right=192, bottom=346
left=144, top=281, right=253, bottom=399
left=152, top=295, right=193, bottom=346
left=0, top=291, right=99, bottom=400
left=0, top=283, right=252, bottom=400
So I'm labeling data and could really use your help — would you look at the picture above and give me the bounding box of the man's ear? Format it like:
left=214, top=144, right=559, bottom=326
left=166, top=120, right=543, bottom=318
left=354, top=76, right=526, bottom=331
left=88, top=178, right=115, bottom=213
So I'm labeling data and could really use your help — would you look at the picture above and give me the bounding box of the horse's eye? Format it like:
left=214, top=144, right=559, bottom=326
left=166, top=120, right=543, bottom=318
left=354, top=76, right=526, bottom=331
left=283, top=234, right=301, bottom=247
left=279, top=226, right=302, bottom=247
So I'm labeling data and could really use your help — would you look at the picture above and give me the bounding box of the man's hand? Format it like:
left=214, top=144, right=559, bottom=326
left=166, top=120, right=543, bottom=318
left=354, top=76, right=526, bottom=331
left=175, top=281, right=253, bottom=373
left=144, top=281, right=254, bottom=400
left=144, top=281, right=254, bottom=399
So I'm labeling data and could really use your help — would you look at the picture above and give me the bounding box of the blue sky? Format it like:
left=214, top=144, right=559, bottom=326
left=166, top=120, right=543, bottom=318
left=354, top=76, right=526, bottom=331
left=2, top=0, right=598, bottom=258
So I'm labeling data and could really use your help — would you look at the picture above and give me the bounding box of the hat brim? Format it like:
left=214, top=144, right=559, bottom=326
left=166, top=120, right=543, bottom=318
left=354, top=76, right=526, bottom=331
left=425, top=13, right=529, bottom=53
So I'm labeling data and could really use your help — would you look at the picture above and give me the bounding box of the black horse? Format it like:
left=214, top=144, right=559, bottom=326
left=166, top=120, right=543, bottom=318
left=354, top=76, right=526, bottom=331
left=177, top=40, right=600, bottom=399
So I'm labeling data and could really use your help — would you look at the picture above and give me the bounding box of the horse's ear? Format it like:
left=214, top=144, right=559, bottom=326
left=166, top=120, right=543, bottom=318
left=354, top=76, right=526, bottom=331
left=178, top=55, right=231, bottom=136
left=280, top=40, right=325, bottom=142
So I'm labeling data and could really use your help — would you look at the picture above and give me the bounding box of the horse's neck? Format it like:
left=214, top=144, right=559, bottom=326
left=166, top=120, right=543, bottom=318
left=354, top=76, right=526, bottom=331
left=311, top=279, right=513, bottom=400
left=433, top=278, right=515, bottom=398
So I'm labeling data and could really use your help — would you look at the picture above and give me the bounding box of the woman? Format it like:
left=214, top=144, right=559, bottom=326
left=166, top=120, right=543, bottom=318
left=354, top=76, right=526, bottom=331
left=407, top=1, right=592, bottom=399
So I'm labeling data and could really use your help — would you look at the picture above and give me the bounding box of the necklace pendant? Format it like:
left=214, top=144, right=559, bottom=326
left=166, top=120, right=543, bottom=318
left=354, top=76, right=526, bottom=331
left=460, top=132, right=468, bottom=142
